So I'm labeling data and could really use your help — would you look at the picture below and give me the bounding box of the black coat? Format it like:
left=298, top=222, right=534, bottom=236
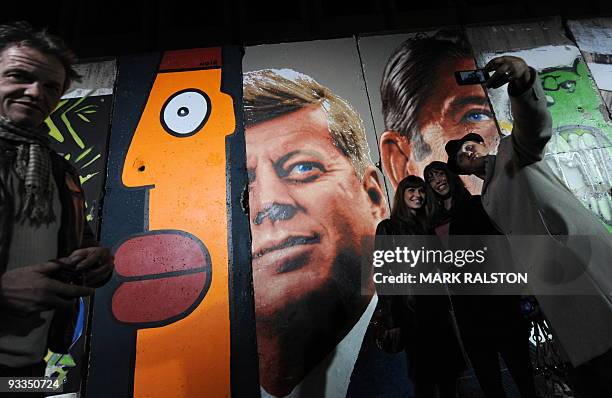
left=374, top=217, right=467, bottom=379
left=445, top=194, right=529, bottom=347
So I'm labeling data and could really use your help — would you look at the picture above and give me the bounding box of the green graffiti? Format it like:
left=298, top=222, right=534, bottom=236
left=44, top=91, right=103, bottom=224
left=84, top=201, right=94, bottom=222
left=76, top=147, right=93, bottom=162
left=45, top=90, right=99, bottom=154
left=539, top=58, right=612, bottom=230
left=540, top=58, right=611, bottom=138
left=45, top=352, right=76, bottom=383
left=80, top=172, right=100, bottom=185
left=46, top=99, right=68, bottom=142
left=43, top=89, right=104, bottom=381
left=82, top=153, right=101, bottom=169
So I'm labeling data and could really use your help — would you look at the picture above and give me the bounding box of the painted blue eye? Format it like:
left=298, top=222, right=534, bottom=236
left=464, top=112, right=491, bottom=122
left=283, top=161, right=325, bottom=183
left=290, top=163, right=314, bottom=174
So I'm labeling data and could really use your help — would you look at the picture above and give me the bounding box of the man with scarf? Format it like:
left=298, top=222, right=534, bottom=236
left=0, top=22, right=114, bottom=381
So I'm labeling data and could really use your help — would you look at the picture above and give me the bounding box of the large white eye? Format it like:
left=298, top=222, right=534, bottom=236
left=160, top=89, right=211, bottom=137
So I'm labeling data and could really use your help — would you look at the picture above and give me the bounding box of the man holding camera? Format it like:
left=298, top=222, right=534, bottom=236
left=0, top=22, right=113, bottom=380
left=445, top=55, right=612, bottom=398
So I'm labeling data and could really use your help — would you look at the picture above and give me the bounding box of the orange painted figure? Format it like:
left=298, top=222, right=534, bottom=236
left=115, top=48, right=235, bottom=397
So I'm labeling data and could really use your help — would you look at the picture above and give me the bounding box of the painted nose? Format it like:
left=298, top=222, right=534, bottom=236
left=253, top=203, right=297, bottom=225
left=249, top=167, right=299, bottom=226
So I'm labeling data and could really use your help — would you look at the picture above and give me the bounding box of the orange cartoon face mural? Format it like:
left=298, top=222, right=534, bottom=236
left=112, top=48, right=236, bottom=397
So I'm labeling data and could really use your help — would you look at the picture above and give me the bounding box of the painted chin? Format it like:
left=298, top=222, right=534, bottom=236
left=252, top=240, right=328, bottom=321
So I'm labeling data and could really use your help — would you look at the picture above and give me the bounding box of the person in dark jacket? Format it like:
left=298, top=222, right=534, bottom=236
left=375, top=175, right=466, bottom=398
left=0, top=22, right=114, bottom=382
left=424, top=161, right=537, bottom=398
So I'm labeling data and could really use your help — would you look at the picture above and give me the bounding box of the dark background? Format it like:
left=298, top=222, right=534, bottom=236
left=1, top=0, right=611, bottom=59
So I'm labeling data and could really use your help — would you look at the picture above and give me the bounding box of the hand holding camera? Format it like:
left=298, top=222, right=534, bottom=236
left=484, top=55, right=532, bottom=92
left=454, top=56, right=532, bottom=94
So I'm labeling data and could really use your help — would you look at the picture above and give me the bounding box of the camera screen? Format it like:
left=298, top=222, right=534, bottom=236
left=458, top=70, right=487, bottom=84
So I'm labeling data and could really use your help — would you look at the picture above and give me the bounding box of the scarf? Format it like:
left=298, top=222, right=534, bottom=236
left=0, top=116, right=55, bottom=226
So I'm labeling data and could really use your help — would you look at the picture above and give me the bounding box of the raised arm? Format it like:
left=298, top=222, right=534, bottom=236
left=485, top=56, right=553, bottom=166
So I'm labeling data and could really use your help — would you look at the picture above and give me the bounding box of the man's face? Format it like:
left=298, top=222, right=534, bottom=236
left=427, top=169, right=450, bottom=196
left=0, top=46, right=65, bottom=128
left=411, top=57, right=499, bottom=192
left=246, top=105, right=381, bottom=323
left=455, top=140, right=488, bottom=174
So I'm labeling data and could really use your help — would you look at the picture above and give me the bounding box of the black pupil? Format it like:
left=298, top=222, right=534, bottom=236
left=177, top=107, right=189, bottom=117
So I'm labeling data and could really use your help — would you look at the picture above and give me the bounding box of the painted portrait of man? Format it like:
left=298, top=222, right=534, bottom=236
left=379, top=31, right=500, bottom=193
left=244, top=69, right=398, bottom=397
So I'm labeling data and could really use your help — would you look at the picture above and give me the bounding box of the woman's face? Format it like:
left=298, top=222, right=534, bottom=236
left=403, top=186, right=425, bottom=210
left=427, top=169, right=450, bottom=196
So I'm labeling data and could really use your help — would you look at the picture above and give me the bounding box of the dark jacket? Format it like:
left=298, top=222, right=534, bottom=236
left=374, top=217, right=427, bottom=331
left=448, top=194, right=499, bottom=236
left=374, top=217, right=467, bottom=378
left=0, top=138, right=96, bottom=353
left=445, top=193, right=529, bottom=349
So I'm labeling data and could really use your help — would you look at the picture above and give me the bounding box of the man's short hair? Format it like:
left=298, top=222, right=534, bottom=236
left=0, top=21, right=80, bottom=92
left=243, top=68, right=372, bottom=179
left=380, top=30, right=472, bottom=162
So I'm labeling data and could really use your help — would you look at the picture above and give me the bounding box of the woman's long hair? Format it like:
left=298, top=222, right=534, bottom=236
left=423, top=161, right=470, bottom=226
left=390, top=175, right=428, bottom=232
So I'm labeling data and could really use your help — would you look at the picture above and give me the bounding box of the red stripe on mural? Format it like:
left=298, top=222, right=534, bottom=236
left=114, top=232, right=208, bottom=277
left=112, top=272, right=208, bottom=323
left=160, top=48, right=222, bottom=70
